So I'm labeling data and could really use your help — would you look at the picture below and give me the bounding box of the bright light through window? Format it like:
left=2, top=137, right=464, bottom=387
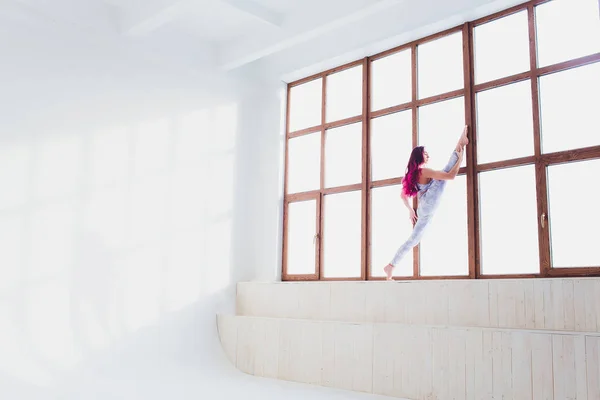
left=539, top=62, right=600, bottom=154
left=323, top=191, right=362, bottom=278
left=286, top=200, right=317, bottom=276
left=326, top=65, right=363, bottom=122
left=418, top=32, right=464, bottom=98
left=535, top=0, right=600, bottom=67
left=370, top=111, right=412, bottom=181
left=474, top=10, right=530, bottom=83
left=418, top=97, right=466, bottom=170
left=283, top=0, right=598, bottom=281
left=548, top=159, right=600, bottom=267
left=419, top=175, right=468, bottom=276
left=371, top=50, right=412, bottom=110
left=289, top=79, right=322, bottom=132
left=287, top=132, right=321, bottom=194
left=325, top=123, right=362, bottom=188
left=476, top=80, right=534, bottom=164
left=479, top=165, right=539, bottom=275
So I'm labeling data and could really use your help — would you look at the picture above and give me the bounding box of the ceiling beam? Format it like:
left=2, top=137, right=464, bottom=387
left=122, top=0, right=282, bottom=37
left=121, top=0, right=192, bottom=37
left=219, top=0, right=402, bottom=71
left=3, top=0, right=218, bottom=74
left=221, top=0, right=283, bottom=27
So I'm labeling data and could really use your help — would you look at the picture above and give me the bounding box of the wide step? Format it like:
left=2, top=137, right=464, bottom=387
left=236, top=279, right=600, bottom=333
left=219, top=278, right=600, bottom=399
left=218, top=314, right=600, bottom=400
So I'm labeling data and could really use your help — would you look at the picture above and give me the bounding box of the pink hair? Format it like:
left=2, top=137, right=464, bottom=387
left=401, top=146, right=425, bottom=197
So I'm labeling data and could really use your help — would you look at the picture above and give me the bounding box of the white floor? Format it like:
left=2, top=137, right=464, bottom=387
left=3, top=367, right=398, bottom=400
left=58, top=367, right=398, bottom=400
left=0, top=293, right=399, bottom=400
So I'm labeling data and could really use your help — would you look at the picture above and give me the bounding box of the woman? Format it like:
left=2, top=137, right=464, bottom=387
left=384, top=125, right=469, bottom=280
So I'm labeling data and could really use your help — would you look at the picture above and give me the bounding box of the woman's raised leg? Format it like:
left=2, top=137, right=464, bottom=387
left=455, top=125, right=469, bottom=152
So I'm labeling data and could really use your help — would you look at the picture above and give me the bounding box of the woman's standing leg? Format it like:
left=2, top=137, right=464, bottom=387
left=384, top=213, right=432, bottom=279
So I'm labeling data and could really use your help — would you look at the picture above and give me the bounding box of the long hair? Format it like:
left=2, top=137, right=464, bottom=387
left=401, top=146, right=426, bottom=197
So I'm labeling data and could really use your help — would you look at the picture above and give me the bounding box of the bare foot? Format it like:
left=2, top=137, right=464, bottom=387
left=459, top=125, right=469, bottom=147
left=384, top=264, right=394, bottom=280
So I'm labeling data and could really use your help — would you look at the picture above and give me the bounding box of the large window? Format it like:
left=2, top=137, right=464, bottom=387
left=282, top=0, right=600, bottom=280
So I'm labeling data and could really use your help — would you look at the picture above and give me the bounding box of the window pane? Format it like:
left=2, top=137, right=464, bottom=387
left=479, top=165, right=539, bottom=274
left=326, top=65, right=363, bottom=122
left=418, top=97, right=466, bottom=170
left=286, top=200, right=317, bottom=275
left=323, top=191, right=362, bottom=278
left=371, top=111, right=412, bottom=181
left=548, top=159, right=600, bottom=267
left=371, top=185, right=413, bottom=277
left=535, top=0, right=600, bottom=67
left=325, top=123, right=362, bottom=188
left=287, top=132, right=321, bottom=194
left=371, top=50, right=412, bottom=111
left=289, top=79, right=322, bottom=132
left=419, top=175, right=468, bottom=276
left=476, top=80, right=534, bottom=164
left=539, top=63, right=600, bottom=154
left=418, top=32, right=464, bottom=98
left=474, top=10, right=530, bottom=84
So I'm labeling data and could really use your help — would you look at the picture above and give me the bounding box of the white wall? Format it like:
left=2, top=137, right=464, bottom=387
left=0, top=10, right=338, bottom=400
left=229, top=79, right=287, bottom=283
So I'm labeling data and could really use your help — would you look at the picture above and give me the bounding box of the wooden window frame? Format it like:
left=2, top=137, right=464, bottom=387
left=282, top=0, right=600, bottom=281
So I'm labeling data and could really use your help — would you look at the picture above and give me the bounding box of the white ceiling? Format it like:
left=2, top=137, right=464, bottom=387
left=2, top=0, right=526, bottom=82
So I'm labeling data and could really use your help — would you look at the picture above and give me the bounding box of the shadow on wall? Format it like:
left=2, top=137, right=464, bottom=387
left=0, top=291, right=236, bottom=400
left=0, top=99, right=251, bottom=398
left=0, top=11, right=291, bottom=396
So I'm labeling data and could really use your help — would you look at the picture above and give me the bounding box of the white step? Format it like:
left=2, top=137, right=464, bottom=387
left=217, top=314, right=600, bottom=400
left=236, top=278, right=600, bottom=333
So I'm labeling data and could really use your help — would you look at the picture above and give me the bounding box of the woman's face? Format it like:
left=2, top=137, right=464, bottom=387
left=422, top=150, right=429, bottom=164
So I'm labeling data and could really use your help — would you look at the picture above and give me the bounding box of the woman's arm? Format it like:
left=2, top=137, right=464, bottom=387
left=421, top=150, right=463, bottom=181
left=401, top=192, right=418, bottom=223
left=400, top=191, right=412, bottom=211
